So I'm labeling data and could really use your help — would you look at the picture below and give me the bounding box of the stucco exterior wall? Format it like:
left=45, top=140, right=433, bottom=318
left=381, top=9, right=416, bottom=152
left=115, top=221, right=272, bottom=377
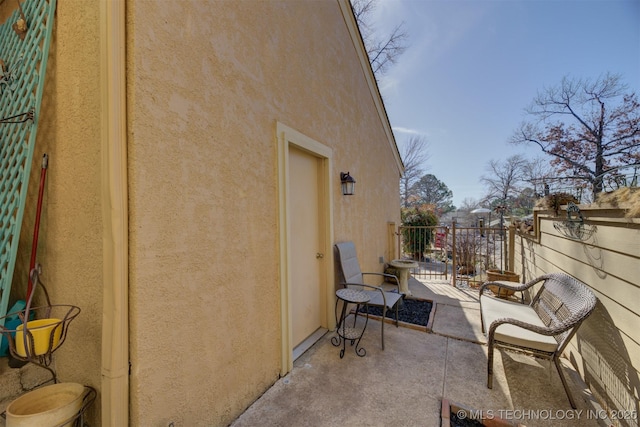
left=1, top=1, right=400, bottom=424
left=514, top=206, right=639, bottom=426
left=127, top=1, right=400, bottom=425
left=0, top=0, right=104, bottom=422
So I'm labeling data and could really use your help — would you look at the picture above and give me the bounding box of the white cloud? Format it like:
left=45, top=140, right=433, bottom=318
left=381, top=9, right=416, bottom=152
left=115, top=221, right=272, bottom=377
left=392, top=126, right=422, bottom=135
left=378, top=75, right=400, bottom=95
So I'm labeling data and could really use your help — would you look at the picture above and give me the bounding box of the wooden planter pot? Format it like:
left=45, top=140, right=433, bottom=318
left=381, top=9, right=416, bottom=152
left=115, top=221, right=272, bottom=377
left=486, top=269, right=520, bottom=298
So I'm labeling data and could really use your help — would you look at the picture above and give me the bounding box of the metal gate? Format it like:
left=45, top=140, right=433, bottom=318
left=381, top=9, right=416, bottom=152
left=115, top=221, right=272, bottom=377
left=397, top=225, right=450, bottom=280
left=397, top=224, right=511, bottom=287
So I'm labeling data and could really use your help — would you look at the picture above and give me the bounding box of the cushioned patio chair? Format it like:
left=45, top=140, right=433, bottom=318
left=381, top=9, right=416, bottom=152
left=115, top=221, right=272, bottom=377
left=335, top=241, right=404, bottom=350
left=480, top=273, right=597, bottom=409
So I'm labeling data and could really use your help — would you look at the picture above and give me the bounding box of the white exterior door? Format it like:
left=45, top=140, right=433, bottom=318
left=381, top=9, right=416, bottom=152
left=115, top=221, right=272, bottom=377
left=289, top=146, right=325, bottom=348
left=277, top=122, right=334, bottom=373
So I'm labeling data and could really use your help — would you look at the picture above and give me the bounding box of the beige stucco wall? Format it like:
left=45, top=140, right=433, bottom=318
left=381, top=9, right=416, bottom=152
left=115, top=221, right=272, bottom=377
left=1, top=0, right=103, bottom=422
left=127, top=1, right=400, bottom=425
left=1, top=0, right=401, bottom=424
left=514, top=206, right=639, bottom=426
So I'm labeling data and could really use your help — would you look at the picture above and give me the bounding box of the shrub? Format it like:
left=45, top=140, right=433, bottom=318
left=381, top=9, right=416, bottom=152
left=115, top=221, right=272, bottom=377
left=401, top=206, right=438, bottom=260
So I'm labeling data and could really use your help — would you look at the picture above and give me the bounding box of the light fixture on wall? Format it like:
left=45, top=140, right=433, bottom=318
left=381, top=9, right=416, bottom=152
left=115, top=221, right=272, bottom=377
left=340, top=172, right=355, bottom=196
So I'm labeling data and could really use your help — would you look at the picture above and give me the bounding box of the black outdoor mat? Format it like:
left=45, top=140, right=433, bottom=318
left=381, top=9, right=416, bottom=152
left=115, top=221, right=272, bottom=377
left=358, top=298, right=432, bottom=327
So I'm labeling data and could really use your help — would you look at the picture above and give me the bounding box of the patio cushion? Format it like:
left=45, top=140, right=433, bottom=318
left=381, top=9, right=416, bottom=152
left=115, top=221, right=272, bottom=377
left=481, top=296, right=558, bottom=353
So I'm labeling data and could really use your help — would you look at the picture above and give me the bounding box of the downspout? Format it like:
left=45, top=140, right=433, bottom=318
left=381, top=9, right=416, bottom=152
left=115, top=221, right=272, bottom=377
left=100, top=0, right=129, bottom=426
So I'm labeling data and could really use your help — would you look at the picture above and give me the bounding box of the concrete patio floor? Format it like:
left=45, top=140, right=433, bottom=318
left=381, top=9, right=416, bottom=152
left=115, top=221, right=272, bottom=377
left=231, top=277, right=609, bottom=427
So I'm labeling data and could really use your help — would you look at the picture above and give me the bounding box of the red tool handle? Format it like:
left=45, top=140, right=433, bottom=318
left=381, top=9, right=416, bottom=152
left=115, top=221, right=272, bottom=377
left=27, top=154, right=48, bottom=300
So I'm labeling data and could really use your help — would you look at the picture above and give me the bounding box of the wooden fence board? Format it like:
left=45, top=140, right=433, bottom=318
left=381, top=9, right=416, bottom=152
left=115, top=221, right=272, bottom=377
left=540, top=217, right=640, bottom=259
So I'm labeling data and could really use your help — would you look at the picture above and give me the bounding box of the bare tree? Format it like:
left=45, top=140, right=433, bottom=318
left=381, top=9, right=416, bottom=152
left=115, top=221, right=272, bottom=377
left=351, top=0, right=409, bottom=77
left=458, top=197, right=481, bottom=211
left=521, top=157, right=551, bottom=197
left=454, top=198, right=482, bottom=226
left=481, top=155, right=527, bottom=204
left=399, top=135, right=430, bottom=208
left=510, top=73, right=640, bottom=198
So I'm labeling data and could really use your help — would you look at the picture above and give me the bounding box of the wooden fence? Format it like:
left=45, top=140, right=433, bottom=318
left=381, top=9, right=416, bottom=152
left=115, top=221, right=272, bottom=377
left=513, top=204, right=639, bottom=427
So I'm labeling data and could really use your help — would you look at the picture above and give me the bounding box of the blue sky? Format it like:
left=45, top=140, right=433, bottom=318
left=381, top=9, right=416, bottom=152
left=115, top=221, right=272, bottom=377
left=370, top=0, right=640, bottom=207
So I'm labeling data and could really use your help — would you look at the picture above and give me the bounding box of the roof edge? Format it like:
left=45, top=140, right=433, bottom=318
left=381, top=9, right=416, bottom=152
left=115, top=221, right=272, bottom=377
left=337, top=0, right=405, bottom=176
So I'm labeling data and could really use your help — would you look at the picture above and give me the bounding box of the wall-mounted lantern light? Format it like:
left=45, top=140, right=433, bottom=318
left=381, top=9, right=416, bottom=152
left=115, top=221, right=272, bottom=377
left=340, top=172, right=356, bottom=196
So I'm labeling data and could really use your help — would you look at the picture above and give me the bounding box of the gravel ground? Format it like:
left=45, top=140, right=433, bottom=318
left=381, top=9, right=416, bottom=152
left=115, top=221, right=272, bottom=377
left=451, top=412, right=484, bottom=426
left=359, top=298, right=432, bottom=327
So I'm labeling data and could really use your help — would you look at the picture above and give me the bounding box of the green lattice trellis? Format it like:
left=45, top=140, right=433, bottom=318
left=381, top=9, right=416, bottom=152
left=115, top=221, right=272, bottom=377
left=0, top=0, right=57, bottom=326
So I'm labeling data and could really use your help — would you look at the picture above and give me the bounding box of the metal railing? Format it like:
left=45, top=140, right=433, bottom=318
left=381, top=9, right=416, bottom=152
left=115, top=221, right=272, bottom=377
left=397, top=224, right=513, bottom=287
left=396, top=226, right=450, bottom=280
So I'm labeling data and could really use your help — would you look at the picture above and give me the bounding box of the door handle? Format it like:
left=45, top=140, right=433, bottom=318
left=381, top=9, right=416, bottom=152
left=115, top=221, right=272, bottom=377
left=316, top=253, right=324, bottom=259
